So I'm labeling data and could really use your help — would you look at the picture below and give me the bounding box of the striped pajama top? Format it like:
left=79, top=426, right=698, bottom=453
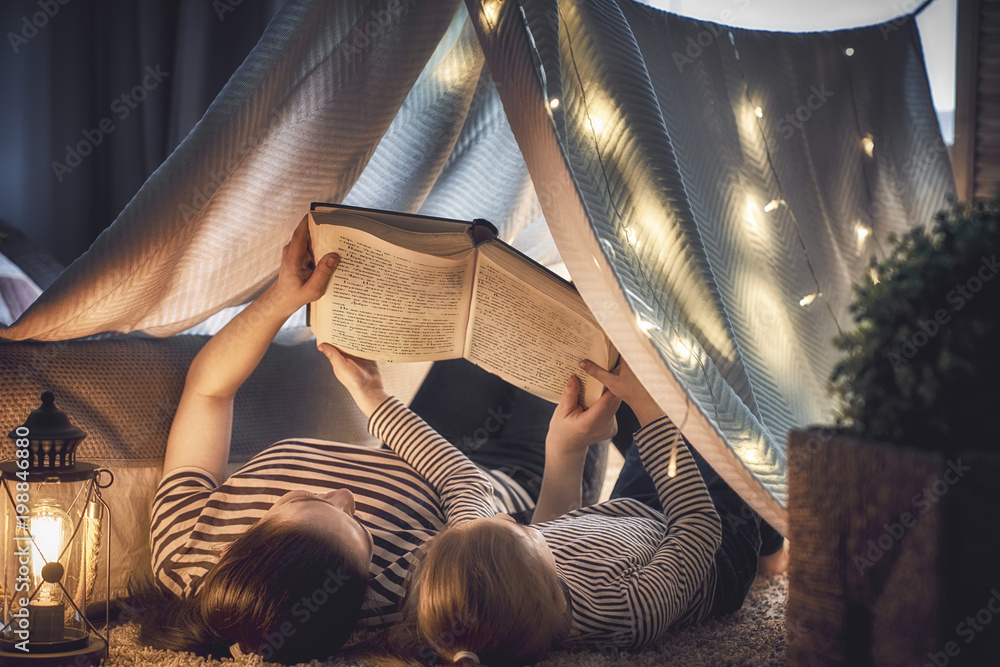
left=364, top=400, right=724, bottom=649
left=537, top=417, right=723, bottom=649
left=150, top=398, right=531, bottom=627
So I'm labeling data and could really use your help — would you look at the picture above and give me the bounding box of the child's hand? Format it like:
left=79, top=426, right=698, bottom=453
left=579, top=358, right=665, bottom=427
left=317, top=344, right=390, bottom=417
left=546, top=375, right=621, bottom=458
left=271, top=217, right=340, bottom=315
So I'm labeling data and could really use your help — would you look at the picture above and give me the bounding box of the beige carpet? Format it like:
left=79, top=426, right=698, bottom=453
left=100, top=574, right=787, bottom=666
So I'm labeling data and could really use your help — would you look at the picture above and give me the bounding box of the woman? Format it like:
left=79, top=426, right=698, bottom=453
left=133, top=219, right=610, bottom=664
left=397, top=359, right=730, bottom=666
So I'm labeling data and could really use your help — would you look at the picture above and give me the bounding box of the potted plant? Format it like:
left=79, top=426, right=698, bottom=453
left=786, top=195, right=1000, bottom=666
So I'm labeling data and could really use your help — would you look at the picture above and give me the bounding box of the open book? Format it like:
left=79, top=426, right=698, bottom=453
left=307, top=203, right=616, bottom=406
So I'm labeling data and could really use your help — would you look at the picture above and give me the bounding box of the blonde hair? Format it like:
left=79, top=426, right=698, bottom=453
left=405, top=520, right=570, bottom=666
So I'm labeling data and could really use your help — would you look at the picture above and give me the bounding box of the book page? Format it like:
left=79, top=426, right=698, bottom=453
left=464, top=250, right=611, bottom=406
left=310, top=222, right=474, bottom=362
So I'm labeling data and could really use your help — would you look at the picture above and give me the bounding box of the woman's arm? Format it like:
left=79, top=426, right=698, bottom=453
left=531, top=375, right=620, bottom=523
left=161, top=219, right=339, bottom=483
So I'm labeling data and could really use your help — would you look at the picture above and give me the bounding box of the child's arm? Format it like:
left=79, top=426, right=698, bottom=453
left=531, top=375, right=620, bottom=523
left=580, top=359, right=722, bottom=643
left=160, top=219, right=339, bottom=484
left=317, top=345, right=497, bottom=525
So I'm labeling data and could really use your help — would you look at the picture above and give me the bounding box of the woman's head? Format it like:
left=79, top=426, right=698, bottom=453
left=407, top=515, right=570, bottom=667
left=195, top=488, right=373, bottom=664
left=261, top=487, right=374, bottom=563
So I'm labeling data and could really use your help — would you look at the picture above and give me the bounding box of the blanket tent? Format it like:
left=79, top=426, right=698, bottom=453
left=0, top=0, right=955, bottom=533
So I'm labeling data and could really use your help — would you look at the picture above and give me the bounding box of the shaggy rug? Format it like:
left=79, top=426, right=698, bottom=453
left=98, top=574, right=788, bottom=666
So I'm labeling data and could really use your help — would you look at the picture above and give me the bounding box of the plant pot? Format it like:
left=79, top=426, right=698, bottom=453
left=786, top=428, right=1000, bottom=666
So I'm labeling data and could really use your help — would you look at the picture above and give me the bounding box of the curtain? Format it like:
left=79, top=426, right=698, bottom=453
left=0, top=0, right=954, bottom=529
left=0, top=0, right=282, bottom=266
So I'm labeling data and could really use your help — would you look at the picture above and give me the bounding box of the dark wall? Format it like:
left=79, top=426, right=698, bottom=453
left=0, top=0, right=282, bottom=267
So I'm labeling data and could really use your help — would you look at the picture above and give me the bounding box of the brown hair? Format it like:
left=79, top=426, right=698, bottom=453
left=404, top=520, right=570, bottom=666
left=128, top=519, right=370, bottom=665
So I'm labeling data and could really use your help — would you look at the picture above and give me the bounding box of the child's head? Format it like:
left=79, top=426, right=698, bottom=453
left=407, top=515, right=571, bottom=666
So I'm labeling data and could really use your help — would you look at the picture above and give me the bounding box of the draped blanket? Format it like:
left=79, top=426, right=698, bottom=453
left=1, top=0, right=954, bottom=531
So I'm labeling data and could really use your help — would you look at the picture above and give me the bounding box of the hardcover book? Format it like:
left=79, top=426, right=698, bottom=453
left=307, top=203, right=616, bottom=406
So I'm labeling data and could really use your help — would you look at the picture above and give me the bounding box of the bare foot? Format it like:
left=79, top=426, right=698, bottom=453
left=757, top=539, right=789, bottom=577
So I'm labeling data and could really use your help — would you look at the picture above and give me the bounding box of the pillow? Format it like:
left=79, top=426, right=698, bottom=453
left=0, top=253, right=41, bottom=325
left=0, top=219, right=64, bottom=290
left=0, top=219, right=60, bottom=325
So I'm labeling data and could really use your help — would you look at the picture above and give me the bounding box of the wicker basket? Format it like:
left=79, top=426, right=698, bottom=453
left=786, top=429, right=1000, bottom=666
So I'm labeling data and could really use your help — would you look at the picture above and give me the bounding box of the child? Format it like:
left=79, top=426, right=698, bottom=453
left=396, top=359, right=725, bottom=666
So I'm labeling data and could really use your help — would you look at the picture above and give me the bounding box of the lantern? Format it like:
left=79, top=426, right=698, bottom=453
left=1, top=391, right=113, bottom=665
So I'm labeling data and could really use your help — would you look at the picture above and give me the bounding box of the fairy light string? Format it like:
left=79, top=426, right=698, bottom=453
left=726, top=29, right=844, bottom=336
left=548, top=0, right=731, bottom=430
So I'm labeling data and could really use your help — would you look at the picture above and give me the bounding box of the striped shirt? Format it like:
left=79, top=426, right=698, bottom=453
left=539, top=416, right=722, bottom=649
left=150, top=398, right=531, bottom=627
left=380, top=408, right=724, bottom=650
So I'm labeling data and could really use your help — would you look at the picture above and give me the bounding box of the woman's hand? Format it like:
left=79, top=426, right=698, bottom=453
left=269, top=217, right=340, bottom=316
left=579, top=358, right=665, bottom=427
left=165, top=220, right=338, bottom=481
left=317, top=344, right=390, bottom=417
left=546, top=375, right=621, bottom=459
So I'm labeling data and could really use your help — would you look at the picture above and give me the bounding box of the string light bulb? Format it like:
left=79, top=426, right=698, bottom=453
left=673, top=337, right=695, bottom=361
left=862, top=136, right=875, bottom=157
left=548, top=98, right=560, bottom=110
left=637, top=316, right=660, bottom=333
left=744, top=200, right=759, bottom=231
left=624, top=227, right=636, bottom=244
left=868, top=267, right=881, bottom=285
left=799, top=293, right=818, bottom=307
left=845, top=47, right=855, bottom=56
left=483, top=0, right=500, bottom=23
left=856, top=225, right=871, bottom=241
left=666, top=430, right=680, bottom=478
left=754, top=106, right=763, bottom=118
left=763, top=199, right=784, bottom=213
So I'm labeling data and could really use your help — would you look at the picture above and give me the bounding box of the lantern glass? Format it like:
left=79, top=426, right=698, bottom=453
left=1, top=465, right=106, bottom=656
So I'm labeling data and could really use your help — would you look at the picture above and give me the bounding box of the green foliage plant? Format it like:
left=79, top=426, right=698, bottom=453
left=830, top=195, right=999, bottom=452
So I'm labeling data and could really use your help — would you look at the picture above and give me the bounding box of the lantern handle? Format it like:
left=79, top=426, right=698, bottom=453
left=95, top=468, right=115, bottom=489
